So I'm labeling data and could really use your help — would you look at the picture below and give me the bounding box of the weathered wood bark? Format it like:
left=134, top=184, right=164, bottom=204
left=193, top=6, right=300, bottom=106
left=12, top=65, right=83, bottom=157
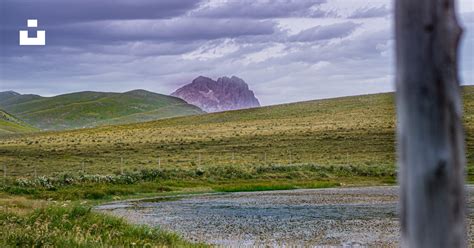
left=395, top=0, right=466, bottom=247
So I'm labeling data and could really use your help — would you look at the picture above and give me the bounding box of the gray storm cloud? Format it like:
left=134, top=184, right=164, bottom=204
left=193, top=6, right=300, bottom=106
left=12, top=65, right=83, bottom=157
left=0, top=0, right=472, bottom=105
left=192, top=0, right=329, bottom=18
left=289, top=22, right=360, bottom=42
left=1, top=0, right=201, bottom=25
left=348, top=6, right=391, bottom=19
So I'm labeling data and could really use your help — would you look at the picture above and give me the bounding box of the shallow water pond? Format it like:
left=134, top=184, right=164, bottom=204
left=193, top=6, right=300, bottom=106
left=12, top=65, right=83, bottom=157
left=97, top=186, right=474, bottom=247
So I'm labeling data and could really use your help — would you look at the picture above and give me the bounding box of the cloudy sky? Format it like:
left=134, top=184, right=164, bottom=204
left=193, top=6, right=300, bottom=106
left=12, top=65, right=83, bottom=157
left=0, top=0, right=473, bottom=105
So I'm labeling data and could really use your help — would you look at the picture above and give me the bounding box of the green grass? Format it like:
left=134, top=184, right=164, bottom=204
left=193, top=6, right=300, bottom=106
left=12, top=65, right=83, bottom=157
left=0, top=202, right=205, bottom=247
left=0, top=90, right=204, bottom=130
left=1, top=164, right=396, bottom=200
left=213, top=181, right=339, bottom=192
left=0, top=110, right=37, bottom=135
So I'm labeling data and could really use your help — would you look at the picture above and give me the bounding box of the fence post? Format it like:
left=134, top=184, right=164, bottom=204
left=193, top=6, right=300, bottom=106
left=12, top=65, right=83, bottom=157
left=120, top=157, right=124, bottom=174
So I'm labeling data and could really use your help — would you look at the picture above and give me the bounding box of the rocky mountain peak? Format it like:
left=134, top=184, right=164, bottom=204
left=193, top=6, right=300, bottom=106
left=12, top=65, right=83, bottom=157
left=171, top=76, right=260, bottom=112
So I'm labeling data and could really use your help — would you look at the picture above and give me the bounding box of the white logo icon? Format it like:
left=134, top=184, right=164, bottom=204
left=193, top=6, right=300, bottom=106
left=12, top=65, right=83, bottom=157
left=19, top=19, right=46, bottom=46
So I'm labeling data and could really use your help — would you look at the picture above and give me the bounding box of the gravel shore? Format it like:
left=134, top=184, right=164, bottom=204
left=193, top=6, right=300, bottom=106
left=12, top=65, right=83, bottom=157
left=97, top=186, right=474, bottom=247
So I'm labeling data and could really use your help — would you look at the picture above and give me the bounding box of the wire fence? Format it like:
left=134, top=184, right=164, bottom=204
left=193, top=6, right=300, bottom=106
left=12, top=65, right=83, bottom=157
left=1, top=149, right=372, bottom=179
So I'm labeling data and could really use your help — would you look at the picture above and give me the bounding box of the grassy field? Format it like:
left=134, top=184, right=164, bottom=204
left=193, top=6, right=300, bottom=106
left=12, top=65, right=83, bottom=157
left=0, top=110, right=37, bottom=135
left=0, top=194, right=206, bottom=247
left=2, top=87, right=474, bottom=177
left=1, top=87, right=473, bottom=247
left=0, top=91, right=397, bottom=176
left=0, top=90, right=203, bottom=130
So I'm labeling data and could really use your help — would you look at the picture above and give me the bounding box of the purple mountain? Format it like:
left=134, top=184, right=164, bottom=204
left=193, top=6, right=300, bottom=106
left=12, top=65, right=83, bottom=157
left=171, top=76, right=260, bottom=112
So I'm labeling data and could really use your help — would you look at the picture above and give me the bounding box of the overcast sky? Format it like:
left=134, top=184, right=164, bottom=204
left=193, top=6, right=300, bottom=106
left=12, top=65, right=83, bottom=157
left=0, top=0, right=473, bottom=105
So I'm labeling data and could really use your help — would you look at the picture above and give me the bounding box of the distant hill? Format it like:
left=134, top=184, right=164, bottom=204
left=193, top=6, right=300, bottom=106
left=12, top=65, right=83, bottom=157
left=172, top=76, right=260, bottom=112
left=0, top=90, right=204, bottom=130
left=0, top=109, right=37, bottom=135
left=0, top=91, right=42, bottom=106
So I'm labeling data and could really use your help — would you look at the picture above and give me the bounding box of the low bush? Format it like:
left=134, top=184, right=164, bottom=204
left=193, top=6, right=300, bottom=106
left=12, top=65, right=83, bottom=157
left=0, top=164, right=396, bottom=200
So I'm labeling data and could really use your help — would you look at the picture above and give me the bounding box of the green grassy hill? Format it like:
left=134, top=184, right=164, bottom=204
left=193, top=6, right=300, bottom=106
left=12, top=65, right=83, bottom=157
left=0, top=90, right=204, bottom=130
left=0, top=110, right=37, bottom=135
left=1, top=86, right=473, bottom=179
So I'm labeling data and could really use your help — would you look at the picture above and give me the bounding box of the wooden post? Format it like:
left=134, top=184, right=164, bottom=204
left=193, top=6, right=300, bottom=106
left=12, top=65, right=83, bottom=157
left=120, top=157, right=124, bottom=174
left=158, top=157, right=161, bottom=169
left=395, top=0, right=466, bottom=246
left=82, top=161, right=85, bottom=173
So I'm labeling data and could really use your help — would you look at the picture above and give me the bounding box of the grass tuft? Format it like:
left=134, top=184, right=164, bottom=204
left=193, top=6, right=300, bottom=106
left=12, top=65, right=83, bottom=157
left=0, top=203, right=206, bottom=247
